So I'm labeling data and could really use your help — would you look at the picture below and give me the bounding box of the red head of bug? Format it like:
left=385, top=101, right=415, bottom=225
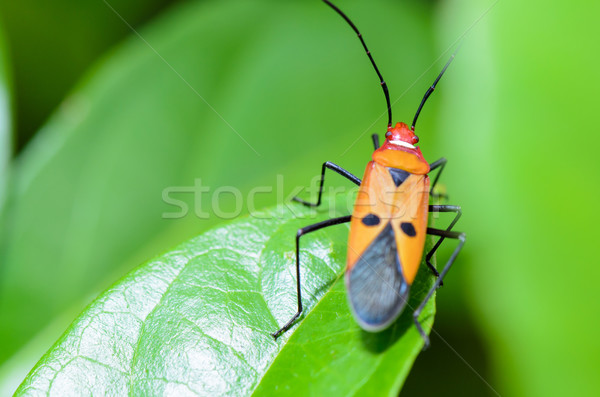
left=372, top=122, right=430, bottom=174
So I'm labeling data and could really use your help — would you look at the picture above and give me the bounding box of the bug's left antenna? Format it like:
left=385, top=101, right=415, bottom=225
left=411, top=49, right=458, bottom=131
left=323, top=0, right=392, bottom=128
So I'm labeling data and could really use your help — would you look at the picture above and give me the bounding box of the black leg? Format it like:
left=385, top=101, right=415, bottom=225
left=426, top=205, right=462, bottom=283
left=271, top=215, right=352, bottom=339
left=372, top=133, right=380, bottom=150
left=413, top=227, right=466, bottom=349
left=428, top=157, right=447, bottom=196
left=293, top=162, right=361, bottom=207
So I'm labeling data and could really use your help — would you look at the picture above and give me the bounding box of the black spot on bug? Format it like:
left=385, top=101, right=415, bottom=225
left=387, top=167, right=410, bottom=187
left=400, top=222, right=416, bottom=237
left=362, top=213, right=380, bottom=226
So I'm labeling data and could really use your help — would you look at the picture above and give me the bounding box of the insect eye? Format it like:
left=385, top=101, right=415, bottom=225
left=385, top=131, right=392, bottom=138
left=413, top=136, right=419, bottom=144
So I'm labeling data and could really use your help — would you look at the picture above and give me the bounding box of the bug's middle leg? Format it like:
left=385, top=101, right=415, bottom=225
left=271, top=215, right=351, bottom=339
left=426, top=205, right=462, bottom=282
left=293, top=162, right=360, bottom=208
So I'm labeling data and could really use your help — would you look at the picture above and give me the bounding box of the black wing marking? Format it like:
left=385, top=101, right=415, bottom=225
left=346, top=222, right=410, bottom=331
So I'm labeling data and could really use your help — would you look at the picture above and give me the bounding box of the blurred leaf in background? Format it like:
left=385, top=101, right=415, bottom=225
left=406, top=0, right=600, bottom=396
left=440, top=0, right=600, bottom=396
left=0, top=18, right=10, bottom=211
left=0, top=0, right=184, bottom=152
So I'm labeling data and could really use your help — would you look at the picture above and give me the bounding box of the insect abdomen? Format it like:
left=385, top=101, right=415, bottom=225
left=346, top=222, right=409, bottom=331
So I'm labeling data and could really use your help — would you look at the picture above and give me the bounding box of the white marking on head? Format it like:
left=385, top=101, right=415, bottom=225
left=389, top=139, right=416, bottom=149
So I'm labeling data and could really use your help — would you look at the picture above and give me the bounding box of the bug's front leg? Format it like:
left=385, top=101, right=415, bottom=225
left=271, top=215, right=351, bottom=339
left=293, top=162, right=360, bottom=208
left=372, top=133, right=380, bottom=150
left=428, top=158, right=448, bottom=201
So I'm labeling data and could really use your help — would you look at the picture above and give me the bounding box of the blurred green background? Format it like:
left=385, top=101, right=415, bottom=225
left=0, top=0, right=598, bottom=395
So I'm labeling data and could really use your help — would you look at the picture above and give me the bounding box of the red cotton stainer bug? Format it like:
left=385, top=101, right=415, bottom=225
left=271, top=0, right=466, bottom=349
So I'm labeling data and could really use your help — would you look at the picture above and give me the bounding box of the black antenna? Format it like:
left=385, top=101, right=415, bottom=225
left=411, top=50, right=458, bottom=131
left=323, top=0, right=392, bottom=128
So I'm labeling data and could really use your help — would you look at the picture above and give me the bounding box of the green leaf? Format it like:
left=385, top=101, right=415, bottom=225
left=0, top=19, right=11, bottom=211
left=16, top=200, right=435, bottom=395
left=438, top=0, right=600, bottom=396
left=0, top=0, right=437, bottom=369
left=0, top=0, right=182, bottom=150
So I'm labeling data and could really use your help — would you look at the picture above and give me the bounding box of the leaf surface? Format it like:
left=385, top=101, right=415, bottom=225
left=17, top=202, right=435, bottom=396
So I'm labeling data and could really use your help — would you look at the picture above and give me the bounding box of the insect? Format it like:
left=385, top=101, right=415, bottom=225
left=272, top=0, right=466, bottom=348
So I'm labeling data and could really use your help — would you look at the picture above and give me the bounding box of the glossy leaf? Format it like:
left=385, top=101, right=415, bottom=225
left=16, top=201, right=435, bottom=395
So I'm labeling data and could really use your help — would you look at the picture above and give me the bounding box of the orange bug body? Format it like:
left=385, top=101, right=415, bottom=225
left=347, top=123, right=430, bottom=330
left=271, top=1, right=466, bottom=348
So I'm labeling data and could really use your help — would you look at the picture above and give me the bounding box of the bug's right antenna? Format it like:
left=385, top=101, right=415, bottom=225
left=323, top=0, right=392, bottom=128
left=411, top=47, right=460, bottom=131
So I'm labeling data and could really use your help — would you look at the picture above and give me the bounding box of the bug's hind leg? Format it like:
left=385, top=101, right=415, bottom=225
left=413, top=227, right=466, bottom=349
left=271, top=215, right=351, bottom=339
left=293, top=161, right=360, bottom=208
left=426, top=205, right=462, bottom=284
